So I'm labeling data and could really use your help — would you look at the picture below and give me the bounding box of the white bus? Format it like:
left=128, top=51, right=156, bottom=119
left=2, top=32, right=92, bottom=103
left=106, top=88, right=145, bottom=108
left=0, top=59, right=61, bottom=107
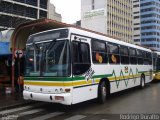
left=23, top=27, right=153, bottom=105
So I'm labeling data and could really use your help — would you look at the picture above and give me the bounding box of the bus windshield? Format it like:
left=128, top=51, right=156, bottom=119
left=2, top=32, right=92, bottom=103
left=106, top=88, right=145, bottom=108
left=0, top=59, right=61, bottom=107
left=25, top=30, right=70, bottom=77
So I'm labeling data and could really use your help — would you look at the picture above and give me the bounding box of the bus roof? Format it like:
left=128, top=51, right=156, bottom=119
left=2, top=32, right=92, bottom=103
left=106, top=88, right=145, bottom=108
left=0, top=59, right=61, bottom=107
left=30, top=27, right=151, bottom=52
left=68, top=27, right=152, bottom=52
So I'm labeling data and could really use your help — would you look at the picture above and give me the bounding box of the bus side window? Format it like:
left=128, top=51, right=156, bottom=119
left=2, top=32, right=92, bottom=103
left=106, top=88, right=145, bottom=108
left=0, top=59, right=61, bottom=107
left=72, top=41, right=91, bottom=75
left=108, top=43, right=120, bottom=64
left=129, top=48, right=137, bottom=64
left=143, top=51, right=149, bottom=65
left=137, top=49, right=143, bottom=65
left=152, top=53, right=157, bottom=70
left=157, top=56, right=160, bottom=70
left=147, top=52, right=152, bottom=65
left=91, top=39, right=108, bottom=64
left=120, top=46, right=129, bottom=64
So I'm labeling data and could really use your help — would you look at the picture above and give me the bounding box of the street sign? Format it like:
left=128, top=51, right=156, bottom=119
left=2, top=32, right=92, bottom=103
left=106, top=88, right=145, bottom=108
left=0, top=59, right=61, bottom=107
left=14, top=49, right=23, bottom=58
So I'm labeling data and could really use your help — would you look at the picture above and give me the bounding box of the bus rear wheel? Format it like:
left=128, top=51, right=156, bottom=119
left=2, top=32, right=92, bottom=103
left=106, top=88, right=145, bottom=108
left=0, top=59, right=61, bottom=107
left=98, top=81, right=107, bottom=104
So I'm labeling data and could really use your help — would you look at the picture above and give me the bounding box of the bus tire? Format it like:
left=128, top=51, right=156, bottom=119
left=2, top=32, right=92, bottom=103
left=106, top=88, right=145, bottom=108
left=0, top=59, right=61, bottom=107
left=98, top=80, right=107, bottom=104
left=140, top=75, right=145, bottom=88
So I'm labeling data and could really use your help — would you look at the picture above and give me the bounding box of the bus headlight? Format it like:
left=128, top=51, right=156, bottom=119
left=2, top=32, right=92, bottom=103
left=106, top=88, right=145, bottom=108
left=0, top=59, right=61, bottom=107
left=65, top=88, right=71, bottom=93
left=60, top=88, right=63, bottom=93
left=55, top=89, right=58, bottom=93
left=24, top=86, right=27, bottom=90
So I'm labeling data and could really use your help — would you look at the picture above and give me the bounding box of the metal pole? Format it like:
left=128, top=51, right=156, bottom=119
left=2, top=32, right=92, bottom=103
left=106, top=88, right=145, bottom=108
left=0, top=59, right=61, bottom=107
left=18, top=58, right=21, bottom=93
left=11, top=49, right=15, bottom=93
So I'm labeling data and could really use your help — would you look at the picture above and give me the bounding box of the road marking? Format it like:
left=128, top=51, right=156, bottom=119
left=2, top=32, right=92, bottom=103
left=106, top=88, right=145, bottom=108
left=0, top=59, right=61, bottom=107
left=0, top=109, right=43, bottom=120
left=29, top=112, right=64, bottom=120
left=64, top=115, right=86, bottom=120
left=0, top=102, right=46, bottom=115
left=19, top=109, right=44, bottom=116
left=0, top=106, right=33, bottom=115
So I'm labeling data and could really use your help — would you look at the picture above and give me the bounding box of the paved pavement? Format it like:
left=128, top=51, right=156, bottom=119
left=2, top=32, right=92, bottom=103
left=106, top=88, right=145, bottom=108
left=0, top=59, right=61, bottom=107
left=0, top=81, right=160, bottom=120
left=0, top=87, right=34, bottom=111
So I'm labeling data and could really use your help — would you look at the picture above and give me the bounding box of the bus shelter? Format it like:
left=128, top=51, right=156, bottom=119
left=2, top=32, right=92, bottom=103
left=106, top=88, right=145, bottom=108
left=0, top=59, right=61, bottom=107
left=0, top=42, right=11, bottom=86
left=10, top=18, right=71, bottom=92
left=0, top=29, right=14, bottom=88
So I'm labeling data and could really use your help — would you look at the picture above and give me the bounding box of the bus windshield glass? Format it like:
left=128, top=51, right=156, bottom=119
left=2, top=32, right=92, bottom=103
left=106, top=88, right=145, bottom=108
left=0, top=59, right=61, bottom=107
left=25, top=29, right=71, bottom=77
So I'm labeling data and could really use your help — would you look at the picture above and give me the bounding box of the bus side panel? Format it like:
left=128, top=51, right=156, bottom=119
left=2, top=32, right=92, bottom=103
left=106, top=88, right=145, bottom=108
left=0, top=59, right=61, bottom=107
left=109, top=65, right=140, bottom=93
left=72, top=85, right=98, bottom=104
left=138, top=65, right=153, bottom=84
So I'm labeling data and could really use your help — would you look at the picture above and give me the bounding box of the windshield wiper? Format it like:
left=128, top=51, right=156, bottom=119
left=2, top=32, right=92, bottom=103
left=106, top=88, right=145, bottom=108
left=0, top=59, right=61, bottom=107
left=42, top=39, right=57, bottom=54
left=43, top=39, right=57, bottom=73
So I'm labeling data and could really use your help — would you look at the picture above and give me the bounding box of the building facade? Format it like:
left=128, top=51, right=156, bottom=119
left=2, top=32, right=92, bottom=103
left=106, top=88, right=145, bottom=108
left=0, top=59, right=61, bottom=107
left=133, top=0, right=141, bottom=45
left=0, top=0, right=61, bottom=31
left=139, top=0, right=160, bottom=51
left=81, top=0, right=133, bottom=43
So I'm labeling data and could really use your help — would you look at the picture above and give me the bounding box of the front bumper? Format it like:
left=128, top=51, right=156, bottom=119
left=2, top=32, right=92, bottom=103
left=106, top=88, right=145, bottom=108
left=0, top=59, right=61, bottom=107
left=23, top=90, right=72, bottom=105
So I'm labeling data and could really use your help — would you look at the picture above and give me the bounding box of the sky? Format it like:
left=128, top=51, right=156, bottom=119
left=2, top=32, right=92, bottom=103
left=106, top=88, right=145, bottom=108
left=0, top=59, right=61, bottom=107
left=50, top=0, right=81, bottom=24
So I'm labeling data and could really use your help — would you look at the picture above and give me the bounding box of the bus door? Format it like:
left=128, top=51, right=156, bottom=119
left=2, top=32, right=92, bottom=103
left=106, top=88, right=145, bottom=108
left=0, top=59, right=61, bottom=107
left=71, top=34, right=93, bottom=103
left=71, top=34, right=91, bottom=83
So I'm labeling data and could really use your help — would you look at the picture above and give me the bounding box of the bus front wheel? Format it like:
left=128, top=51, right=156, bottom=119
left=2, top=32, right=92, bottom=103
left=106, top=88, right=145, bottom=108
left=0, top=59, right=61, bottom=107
left=98, top=81, right=107, bottom=104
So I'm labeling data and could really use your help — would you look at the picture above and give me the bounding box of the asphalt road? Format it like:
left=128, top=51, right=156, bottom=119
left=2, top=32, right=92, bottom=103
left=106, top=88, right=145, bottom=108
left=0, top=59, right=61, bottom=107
left=0, top=81, right=160, bottom=120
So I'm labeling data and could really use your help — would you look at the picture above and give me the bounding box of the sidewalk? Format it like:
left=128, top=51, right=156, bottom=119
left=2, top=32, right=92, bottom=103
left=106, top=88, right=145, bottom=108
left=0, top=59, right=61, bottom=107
left=0, top=87, right=34, bottom=110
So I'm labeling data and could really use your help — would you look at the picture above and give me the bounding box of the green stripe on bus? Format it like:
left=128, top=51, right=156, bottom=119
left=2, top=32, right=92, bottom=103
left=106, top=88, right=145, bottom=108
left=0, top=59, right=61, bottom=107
left=24, top=74, right=112, bottom=82
left=24, top=70, right=150, bottom=82
left=24, top=77, right=81, bottom=81
left=92, top=74, right=113, bottom=79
